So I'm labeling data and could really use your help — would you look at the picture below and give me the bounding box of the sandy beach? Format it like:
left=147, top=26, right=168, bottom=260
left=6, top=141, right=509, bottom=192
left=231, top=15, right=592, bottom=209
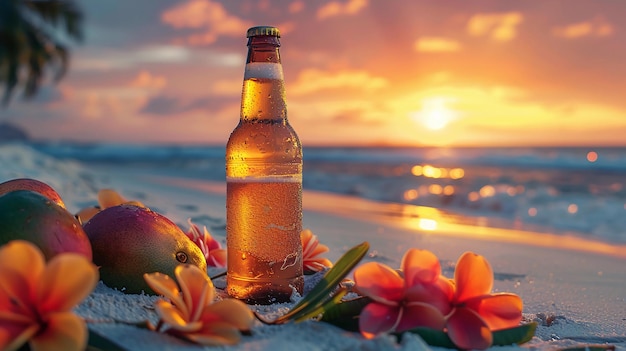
left=1, top=143, right=625, bottom=351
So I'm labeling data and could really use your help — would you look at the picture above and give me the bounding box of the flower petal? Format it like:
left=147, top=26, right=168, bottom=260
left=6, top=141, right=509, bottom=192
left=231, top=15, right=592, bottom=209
left=143, top=272, right=188, bottom=318
left=304, top=258, right=333, bottom=273
left=175, top=264, right=214, bottom=322
left=154, top=300, right=202, bottom=332
left=181, top=321, right=242, bottom=346
left=396, top=302, right=446, bottom=332
left=353, top=262, right=405, bottom=304
left=446, top=307, right=493, bottom=350
left=454, top=252, right=493, bottom=302
left=36, top=254, right=98, bottom=314
left=0, top=240, right=45, bottom=307
left=402, top=249, right=441, bottom=286
left=0, top=320, right=38, bottom=351
left=97, top=189, right=127, bottom=209
left=208, top=249, right=227, bottom=268
left=28, top=312, right=87, bottom=351
left=359, top=302, right=401, bottom=339
left=405, top=275, right=454, bottom=315
left=465, top=293, right=523, bottom=330
left=199, top=299, right=254, bottom=331
left=0, top=270, right=37, bottom=318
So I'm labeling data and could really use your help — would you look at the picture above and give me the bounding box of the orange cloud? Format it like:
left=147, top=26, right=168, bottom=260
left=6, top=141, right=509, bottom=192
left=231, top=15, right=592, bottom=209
left=467, top=12, right=523, bottom=41
left=161, top=0, right=251, bottom=45
left=289, top=0, right=304, bottom=13
left=290, top=68, right=388, bottom=95
left=317, top=0, right=368, bottom=20
left=552, top=17, right=614, bottom=39
left=130, top=71, right=167, bottom=90
left=415, top=37, right=462, bottom=53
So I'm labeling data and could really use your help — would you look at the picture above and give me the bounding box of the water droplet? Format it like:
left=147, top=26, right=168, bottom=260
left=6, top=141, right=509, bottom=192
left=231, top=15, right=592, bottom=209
left=241, top=253, right=247, bottom=260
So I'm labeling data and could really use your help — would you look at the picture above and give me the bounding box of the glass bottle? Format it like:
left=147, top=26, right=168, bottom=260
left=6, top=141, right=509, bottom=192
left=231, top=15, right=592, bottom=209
left=225, top=26, right=303, bottom=304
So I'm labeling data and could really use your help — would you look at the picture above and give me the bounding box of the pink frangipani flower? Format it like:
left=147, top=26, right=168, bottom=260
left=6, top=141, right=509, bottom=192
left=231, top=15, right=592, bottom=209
left=186, top=219, right=227, bottom=268
left=353, top=248, right=454, bottom=339
left=444, top=252, right=523, bottom=350
left=301, top=229, right=333, bottom=274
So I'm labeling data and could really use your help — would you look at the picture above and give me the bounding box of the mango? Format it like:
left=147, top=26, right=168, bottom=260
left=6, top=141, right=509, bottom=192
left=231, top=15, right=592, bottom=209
left=0, top=178, right=66, bottom=208
left=0, top=190, right=92, bottom=260
left=83, top=204, right=207, bottom=294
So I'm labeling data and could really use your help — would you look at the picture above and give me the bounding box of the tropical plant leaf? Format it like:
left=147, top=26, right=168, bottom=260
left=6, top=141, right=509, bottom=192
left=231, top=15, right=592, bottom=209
left=492, top=322, right=537, bottom=346
left=268, top=241, right=369, bottom=324
left=87, top=329, right=128, bottom=351
left=319, top=296, right=371, bottom=332
left=293, top=287, right=348, bottom=323
left=405, top=323, right=538, bottom=349
left=0, top=0, right=83, bottom=105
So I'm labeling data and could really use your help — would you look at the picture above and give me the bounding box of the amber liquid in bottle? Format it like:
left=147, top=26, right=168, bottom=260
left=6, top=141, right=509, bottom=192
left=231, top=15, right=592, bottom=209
left=225, top=27, right=304, bottom=304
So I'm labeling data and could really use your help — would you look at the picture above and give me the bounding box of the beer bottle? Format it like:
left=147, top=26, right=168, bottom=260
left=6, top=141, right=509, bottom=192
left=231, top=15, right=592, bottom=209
left=225, top=26, right=303, bottom=304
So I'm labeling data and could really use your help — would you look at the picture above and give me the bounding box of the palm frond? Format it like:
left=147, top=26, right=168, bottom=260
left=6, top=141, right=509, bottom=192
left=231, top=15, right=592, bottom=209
left=0, top=0, right=83, bottom=106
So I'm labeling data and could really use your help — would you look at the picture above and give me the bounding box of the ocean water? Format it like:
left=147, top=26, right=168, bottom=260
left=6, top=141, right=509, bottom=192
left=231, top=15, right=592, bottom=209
left=31, top=142, right=626, bottom=244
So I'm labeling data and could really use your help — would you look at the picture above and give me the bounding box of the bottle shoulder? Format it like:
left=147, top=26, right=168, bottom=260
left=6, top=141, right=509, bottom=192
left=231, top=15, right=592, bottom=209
left=226, top=121, right=302, bottom=160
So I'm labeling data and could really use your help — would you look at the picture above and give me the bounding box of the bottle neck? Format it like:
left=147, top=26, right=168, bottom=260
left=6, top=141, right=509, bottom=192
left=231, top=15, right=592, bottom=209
left=240, top=36, right=287, bottom=122
left=246, top=36, right=281, bottom=64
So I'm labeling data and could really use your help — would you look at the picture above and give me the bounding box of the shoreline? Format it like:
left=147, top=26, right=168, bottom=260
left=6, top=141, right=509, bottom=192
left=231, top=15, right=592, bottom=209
left=142, top=174, right=626, bottom=260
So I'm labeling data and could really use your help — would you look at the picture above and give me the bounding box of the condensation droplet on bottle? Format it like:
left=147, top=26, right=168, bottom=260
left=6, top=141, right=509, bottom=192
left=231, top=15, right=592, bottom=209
left=241, top=253, right=247, bottom=260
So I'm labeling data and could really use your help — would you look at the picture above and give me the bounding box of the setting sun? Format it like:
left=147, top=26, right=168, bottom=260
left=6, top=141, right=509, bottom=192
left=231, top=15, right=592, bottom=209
left=410, top=97, right=458, bottom=131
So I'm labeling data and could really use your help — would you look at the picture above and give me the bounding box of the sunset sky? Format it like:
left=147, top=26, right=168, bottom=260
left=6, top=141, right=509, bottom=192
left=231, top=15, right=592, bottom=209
left=3, top=0, right=626, bottom=146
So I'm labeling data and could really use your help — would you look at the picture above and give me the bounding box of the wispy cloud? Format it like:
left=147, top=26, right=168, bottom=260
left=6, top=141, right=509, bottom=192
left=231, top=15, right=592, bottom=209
left=129, top=71, right=167, bottom=90
left=289, top=1, right=305, bottom=13
left=415, top=37, right=462, bottom=53
left=290, top=69, right=388, bottom=95
left=161, top=0, right=251, bottom=45
left=467, top=12, right=523, bottom=42
left=317, top=0, right=368, bottom=20
left=552, top=17, right=614, bottom=39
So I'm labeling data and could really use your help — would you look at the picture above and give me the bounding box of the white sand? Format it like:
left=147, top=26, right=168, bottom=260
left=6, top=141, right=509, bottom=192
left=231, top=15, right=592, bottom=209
left=1, top=143, right=624, bottom=351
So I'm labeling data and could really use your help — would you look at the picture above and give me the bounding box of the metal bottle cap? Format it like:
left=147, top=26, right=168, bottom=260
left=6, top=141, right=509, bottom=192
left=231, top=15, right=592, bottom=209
left=246, top=26, right=281, bottom=38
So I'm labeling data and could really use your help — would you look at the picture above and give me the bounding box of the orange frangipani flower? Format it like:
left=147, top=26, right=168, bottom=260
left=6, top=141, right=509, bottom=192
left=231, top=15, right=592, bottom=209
left=144, top=264, right=254, bottom=346
left=444, top=252, right=523, bottom=350
left=186, top=219, right=227, bottom=268
left=301, top=229, right=333, bottom=274
left=76, top=188, right=145, bottom=223
left=0, top=240, right=99, bottom=351
left=353, top=248, right=454, bottom=339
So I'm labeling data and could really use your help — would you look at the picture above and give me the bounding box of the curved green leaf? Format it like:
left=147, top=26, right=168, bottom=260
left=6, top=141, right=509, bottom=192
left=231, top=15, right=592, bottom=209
left=272, top=241, right=369, bottom=324
left=320, top=296, right=371, bottom=332
left=492, top=322, right=537, bottom=346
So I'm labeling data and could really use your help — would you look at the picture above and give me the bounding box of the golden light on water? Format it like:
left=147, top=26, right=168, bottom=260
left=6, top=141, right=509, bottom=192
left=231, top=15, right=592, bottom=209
left=429, top=184, right=443, bottom=195
left=449, top=168, right=465, bottom=179
left=418, top=218, right=438, bottom=231
left=479, top=185, right=496, bottom=197
left=403, top=189, right=419, bottom=201
left=412, top=165, right=465, bottom=179
left=443, top=185, right=455, bottom=195
left=568, top=204, right=578, bottom=214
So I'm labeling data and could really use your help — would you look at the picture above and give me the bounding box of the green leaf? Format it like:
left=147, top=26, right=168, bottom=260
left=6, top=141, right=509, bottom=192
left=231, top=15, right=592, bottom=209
left=320, top=296, right=371, bottom=332
left=294, top=287, right=348, bottom=323
left=272, top=241, right=369, bottom=324
left=492, top=322, right=537, bottom=346
left=405, top=323, right=538, bottom=349
left=87, top=329, right=128, bottom=351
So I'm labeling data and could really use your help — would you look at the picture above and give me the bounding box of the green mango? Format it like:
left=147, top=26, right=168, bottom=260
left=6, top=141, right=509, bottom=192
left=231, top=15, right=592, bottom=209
left=0, top=190, right=92, bottom=260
